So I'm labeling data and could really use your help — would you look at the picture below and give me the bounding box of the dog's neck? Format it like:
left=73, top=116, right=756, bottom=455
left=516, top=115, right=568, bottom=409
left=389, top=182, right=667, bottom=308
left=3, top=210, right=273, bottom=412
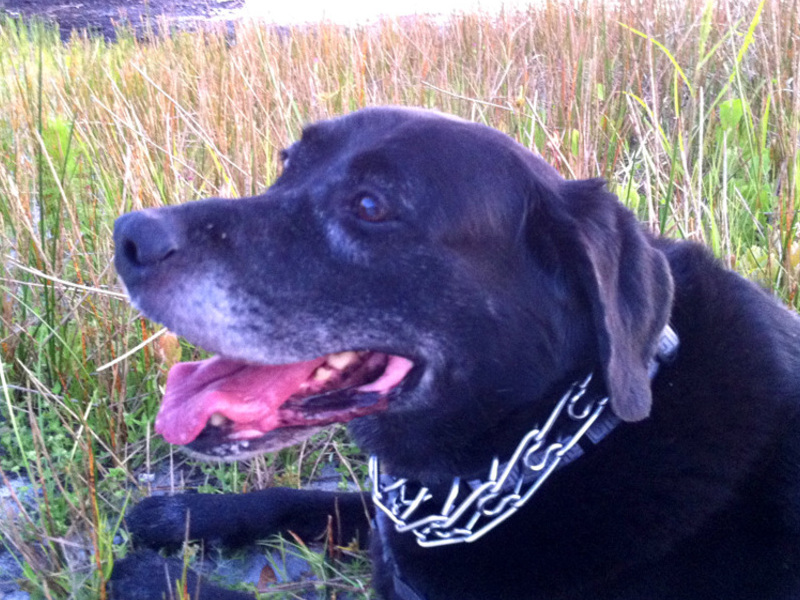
left=370, top=325, right=679, bottom=549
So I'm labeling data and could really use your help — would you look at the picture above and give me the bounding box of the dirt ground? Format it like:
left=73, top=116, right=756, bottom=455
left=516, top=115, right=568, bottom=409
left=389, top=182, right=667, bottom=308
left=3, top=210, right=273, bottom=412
left=0, top=0, right=246, bottom=40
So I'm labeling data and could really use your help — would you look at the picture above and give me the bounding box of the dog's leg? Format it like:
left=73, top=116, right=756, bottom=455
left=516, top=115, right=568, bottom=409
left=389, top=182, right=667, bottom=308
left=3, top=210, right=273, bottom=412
left=109, top=549, right=253, bottom=600
left=125, top=488, right=373, bottom=549
left=109, top=490, right=372, bottom=599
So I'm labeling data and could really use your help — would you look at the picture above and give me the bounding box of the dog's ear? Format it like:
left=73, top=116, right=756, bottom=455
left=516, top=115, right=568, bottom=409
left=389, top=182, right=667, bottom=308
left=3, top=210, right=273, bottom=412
left=531, top=177, right=674, bottom=421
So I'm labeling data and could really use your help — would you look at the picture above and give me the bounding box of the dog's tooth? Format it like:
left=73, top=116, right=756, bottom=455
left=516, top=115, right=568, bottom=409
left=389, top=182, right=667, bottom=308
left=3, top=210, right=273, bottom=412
left=327, top=351, right=358, bottom=370
left=209, top=412, right=228, bottom=427
left=314, top=366, right=334, bottom=381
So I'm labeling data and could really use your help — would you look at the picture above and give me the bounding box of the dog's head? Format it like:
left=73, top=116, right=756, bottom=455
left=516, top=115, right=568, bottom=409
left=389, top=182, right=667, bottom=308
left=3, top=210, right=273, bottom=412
left=114, top=107, right=673, bottom=481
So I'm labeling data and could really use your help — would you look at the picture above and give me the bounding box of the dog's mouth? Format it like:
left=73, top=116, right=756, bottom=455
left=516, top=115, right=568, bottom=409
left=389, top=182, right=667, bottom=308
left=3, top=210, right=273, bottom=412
left=154, top=350, right=415, bottom=452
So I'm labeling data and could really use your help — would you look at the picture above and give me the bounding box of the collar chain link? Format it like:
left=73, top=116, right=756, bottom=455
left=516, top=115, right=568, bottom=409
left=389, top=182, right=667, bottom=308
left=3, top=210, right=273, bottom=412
left=370, top=325, right=678, bottom=548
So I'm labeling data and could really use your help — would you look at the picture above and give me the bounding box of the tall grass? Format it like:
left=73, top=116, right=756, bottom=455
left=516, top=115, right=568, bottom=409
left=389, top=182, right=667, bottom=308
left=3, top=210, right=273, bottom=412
left=0, top=0, right=798, bottom=596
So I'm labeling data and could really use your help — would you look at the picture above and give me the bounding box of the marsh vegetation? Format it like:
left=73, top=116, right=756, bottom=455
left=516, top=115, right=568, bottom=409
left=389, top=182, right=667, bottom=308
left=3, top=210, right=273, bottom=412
left=0, top=0, right=798, bottom=596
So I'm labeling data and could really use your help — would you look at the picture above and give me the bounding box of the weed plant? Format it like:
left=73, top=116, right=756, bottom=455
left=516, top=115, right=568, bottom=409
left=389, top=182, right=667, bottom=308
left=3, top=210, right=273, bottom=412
left=0, top=0, right=798, bottom=596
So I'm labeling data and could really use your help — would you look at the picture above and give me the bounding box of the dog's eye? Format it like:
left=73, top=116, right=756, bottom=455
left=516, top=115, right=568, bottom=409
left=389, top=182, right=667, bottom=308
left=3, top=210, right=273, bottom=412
left=354, top=194, right=389, bottom=222
left=279, top=149, right=290, bottom=171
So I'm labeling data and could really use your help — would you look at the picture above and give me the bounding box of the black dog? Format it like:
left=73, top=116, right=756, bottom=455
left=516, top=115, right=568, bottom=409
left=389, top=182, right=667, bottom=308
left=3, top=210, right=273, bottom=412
left=110, top=107, right=800, bottom=599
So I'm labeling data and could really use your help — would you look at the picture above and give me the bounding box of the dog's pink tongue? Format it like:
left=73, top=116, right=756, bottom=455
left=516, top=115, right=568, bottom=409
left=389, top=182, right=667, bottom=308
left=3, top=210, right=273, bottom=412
left=155, top=355, right=326, bottom=445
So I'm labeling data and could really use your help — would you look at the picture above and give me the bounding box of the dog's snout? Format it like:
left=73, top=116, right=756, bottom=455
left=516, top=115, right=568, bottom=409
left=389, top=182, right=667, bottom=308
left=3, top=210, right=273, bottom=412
left=114, top=210, right=180, bottom=278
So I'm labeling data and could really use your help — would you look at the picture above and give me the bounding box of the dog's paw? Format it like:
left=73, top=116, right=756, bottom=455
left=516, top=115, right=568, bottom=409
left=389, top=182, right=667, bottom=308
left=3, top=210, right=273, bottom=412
left=108, top=550, right=184, bottom=600
left=125, top=495, right=199, bottom=549
left=109, top=549, right=252, bottom=600
left=126, top=492, right=272, bottom=548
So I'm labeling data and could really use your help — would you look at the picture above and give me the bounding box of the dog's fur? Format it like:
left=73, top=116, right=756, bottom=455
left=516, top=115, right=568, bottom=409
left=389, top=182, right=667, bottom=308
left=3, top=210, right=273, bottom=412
left=110, top=107, right=800, bottom=600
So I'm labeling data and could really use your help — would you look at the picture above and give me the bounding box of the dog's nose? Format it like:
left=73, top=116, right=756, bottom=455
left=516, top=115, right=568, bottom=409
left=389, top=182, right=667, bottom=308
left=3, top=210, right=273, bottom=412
left=114, top=210, right=180, bottom=281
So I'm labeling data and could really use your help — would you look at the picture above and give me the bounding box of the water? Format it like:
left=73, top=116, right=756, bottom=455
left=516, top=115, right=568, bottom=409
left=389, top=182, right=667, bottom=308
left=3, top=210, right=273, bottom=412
left=234, top=0, right=532, bottom=25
